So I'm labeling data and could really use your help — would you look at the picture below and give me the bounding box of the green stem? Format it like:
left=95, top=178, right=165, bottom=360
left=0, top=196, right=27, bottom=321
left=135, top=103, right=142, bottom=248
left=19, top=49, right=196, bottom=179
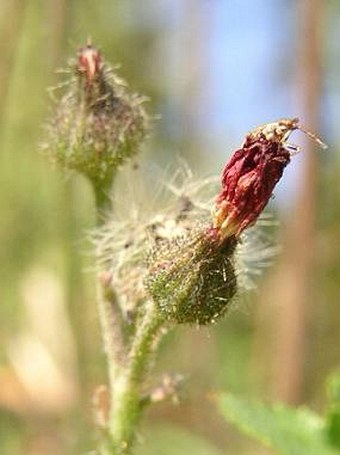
left=109, top=303, right=164, bottom=454
left=93, top=176, right=128, bottom=443
left=92, top=177, right=165, bottom=454
left=97, top=278, right=126, bottom=390
left=94, top=180, right=113, bottom=222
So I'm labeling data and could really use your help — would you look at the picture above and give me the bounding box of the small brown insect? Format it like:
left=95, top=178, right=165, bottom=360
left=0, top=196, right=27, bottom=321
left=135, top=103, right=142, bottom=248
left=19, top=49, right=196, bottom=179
left=247, top=117, right=327, bottom=155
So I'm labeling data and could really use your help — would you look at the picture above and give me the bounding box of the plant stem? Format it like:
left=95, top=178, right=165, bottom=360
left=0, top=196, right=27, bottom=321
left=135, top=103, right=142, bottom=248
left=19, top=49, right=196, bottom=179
left=108, top=303, right=163, bottom=454
left=97, top=277, right=126, bottom=389
left=94, top=179, right=114, bottom=221
left=93, top=183, right=127, bottom=409
left=93, top=182, right=165, bottom=454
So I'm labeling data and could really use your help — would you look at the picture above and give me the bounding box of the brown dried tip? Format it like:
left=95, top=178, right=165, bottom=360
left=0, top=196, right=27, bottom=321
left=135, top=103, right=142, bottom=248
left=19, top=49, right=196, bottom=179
left=78, top=40, right=102, bottom=83
left=213, top=118, right=326, bottom=239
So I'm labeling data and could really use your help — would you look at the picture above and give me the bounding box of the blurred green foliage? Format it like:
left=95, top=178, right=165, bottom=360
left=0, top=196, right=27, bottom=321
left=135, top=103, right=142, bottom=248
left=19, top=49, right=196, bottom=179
left=219, top=386, right=340, bottom=455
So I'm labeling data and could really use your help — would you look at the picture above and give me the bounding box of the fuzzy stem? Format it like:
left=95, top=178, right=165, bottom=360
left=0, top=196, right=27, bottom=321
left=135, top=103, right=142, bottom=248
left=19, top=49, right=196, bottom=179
left=97, top=277, right=126, bottom=389
left=93, top=181, right=165, bottom=454
left=108, top=303, right=164, bottom=454
left=94, top=178, right=114, bottom=219
left=94, top=183, right=127, bottom=403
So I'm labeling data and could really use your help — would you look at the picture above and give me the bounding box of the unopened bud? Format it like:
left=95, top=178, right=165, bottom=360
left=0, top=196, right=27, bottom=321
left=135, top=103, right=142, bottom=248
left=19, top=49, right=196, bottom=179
left=43, top=42, right=149, bottom=191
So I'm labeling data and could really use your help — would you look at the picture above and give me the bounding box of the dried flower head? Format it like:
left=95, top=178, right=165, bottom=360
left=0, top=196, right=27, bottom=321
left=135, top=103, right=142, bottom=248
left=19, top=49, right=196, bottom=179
left=43, top=41, right=149, bottom=193
left=213, top=118, right=326, bottom=239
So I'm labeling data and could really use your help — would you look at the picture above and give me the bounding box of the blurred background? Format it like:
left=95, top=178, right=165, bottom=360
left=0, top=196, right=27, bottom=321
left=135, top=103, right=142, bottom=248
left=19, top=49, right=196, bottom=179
left=0, top=0, right=339, bottom=453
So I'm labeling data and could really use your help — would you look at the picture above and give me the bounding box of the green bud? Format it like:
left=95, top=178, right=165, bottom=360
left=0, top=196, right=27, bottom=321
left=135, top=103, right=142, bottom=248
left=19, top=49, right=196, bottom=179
left=145, top=226, right=238, bottom=325
left=43, top=42, right=149, bottom=193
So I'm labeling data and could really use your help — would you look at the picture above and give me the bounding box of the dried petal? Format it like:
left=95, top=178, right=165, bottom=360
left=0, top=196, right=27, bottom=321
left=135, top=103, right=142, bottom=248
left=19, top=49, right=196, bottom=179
left=213, top=119, right=301, bottom=238
left=78, top=42, right=102, bottom=84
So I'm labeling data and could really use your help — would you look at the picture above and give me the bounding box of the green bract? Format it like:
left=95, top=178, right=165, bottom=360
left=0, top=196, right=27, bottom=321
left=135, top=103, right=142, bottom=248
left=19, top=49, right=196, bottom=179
left=145, top=227, right=238, bottom=325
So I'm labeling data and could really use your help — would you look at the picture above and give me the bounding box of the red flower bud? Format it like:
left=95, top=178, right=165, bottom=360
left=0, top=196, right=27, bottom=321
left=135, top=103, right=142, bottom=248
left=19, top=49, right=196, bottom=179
left=213, top=118, right=326, bottom=238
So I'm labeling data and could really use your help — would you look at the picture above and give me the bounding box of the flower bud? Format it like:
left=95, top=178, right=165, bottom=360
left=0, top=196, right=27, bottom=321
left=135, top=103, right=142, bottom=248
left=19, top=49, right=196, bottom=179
left=145, top=119, right=325, bottom=325
left=43, top=41, right=149, bottom=191
left=145, top=226, right=238, bottom=325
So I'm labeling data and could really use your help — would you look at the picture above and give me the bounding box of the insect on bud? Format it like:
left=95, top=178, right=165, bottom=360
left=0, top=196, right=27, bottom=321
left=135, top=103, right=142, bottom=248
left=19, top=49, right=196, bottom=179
left=213, top=118, right=326, bottom=239
left=43, top=41, right=149, bottom=192
left=146, top=119, right=325, bottom=326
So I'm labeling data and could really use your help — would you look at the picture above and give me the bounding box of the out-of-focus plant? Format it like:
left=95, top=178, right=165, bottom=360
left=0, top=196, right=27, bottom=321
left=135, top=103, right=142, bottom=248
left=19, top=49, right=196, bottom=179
left=218, top=372, right=340, bottom=455
left=42, top=42, right=326, bottom=454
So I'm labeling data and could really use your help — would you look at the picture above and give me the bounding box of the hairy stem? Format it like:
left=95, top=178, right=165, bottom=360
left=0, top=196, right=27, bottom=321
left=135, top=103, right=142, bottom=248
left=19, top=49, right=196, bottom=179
left=93, top=184, right=165, bottom=454
left=94, top=179, right=114, bottom=220
left=97, top=275, right=126, bottom=388
left=94, top=185, right=127, bottom=401
left=109, top=303, right=164, bottom=454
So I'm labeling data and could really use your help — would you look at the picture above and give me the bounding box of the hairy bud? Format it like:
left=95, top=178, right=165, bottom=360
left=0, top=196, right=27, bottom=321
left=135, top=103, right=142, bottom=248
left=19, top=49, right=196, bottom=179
left=43, top=41, right=149, bottom=191
left=145, top=227, right=237, bottom=325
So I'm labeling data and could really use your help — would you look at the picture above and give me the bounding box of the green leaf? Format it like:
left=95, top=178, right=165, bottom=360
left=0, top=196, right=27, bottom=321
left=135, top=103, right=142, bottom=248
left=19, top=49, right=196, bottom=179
left=218, top=393, right=340, bottom=455
left=327, top=410, right=340, bottom=449
left=327, top=373, right=340, bottom=448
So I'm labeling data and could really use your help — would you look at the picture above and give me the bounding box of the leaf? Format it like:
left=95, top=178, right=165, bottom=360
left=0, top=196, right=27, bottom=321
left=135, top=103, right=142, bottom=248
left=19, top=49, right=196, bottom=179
left=218, top=392, right=340, bottom=455
left=327, top=373, right=340, bottom=449
left=327, top=410, right=340, bottom=449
